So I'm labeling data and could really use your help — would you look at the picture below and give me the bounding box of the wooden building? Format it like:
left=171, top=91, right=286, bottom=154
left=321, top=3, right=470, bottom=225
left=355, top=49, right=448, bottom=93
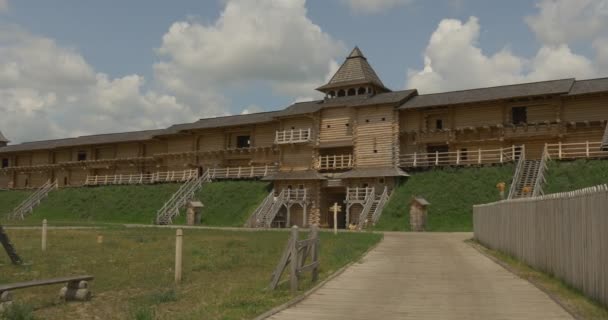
left=2, top=47, right=608, bottom=228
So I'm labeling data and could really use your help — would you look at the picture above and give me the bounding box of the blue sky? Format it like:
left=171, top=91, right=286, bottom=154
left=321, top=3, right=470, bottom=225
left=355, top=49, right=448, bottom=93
left=1, top=0, right=607, bottom=142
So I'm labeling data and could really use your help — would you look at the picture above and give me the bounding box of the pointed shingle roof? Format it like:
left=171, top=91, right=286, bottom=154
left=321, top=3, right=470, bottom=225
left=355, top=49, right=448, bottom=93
left=0, top=131, right=9, bottom=143
left=317, top=47, right=389, bottom=92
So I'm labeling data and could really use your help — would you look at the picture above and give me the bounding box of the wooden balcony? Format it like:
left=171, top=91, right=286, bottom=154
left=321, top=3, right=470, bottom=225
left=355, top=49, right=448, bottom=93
left=545, top=141, right=608, bottom=160
left=281, top=188, right=308, bottom=202
left=275, top=129, right=312, bottom=144
left=346, top=187, right=374, bottom=203
left=207, top=165, right=278, bottom=179
left=400, top=146, right=522, bottom=168
left=315, top=154, right=353, bottom=171
left=84, top=169, right=198, bottom=186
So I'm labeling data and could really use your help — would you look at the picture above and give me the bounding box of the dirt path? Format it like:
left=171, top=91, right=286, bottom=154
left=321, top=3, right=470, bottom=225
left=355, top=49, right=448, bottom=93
left=267, top=232, right=572, bottom=320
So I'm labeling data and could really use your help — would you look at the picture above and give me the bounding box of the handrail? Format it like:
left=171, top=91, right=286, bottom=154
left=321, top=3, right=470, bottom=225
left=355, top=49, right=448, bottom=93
left=85, top=169, right=198, bottom=186
left=275, top=128, right=312, bottom=144
left=263, top=190, right=286, bottom=228
left=370, top=187, right=390, bottom=225
left=155, top=171, right=210, bottom=225
left=208, top=165, right=277, bottom=179
left=346, top=187, right=374, bottom=202
left=9, top=180, right=57, bottom=220
left=356, top=187, right=375, bottom=230
left=507, top=145, right=526, bottom=200
left=532, top=146, right=550, bottom=197
left=545, top=141, right=608, bottom=160
left=316, top=154, right=353, bottom=170
left=245, top=190, right=275, bottom=227
left=400, top=145, right=519, bottom=168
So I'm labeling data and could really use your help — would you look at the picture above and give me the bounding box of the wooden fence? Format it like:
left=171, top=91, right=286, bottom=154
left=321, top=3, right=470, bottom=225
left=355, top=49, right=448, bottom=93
left=269, top=225, right=319, bottom=294
left=545, top=141, right=608, bottom=160
left=474, top=185, right=608, bottom=307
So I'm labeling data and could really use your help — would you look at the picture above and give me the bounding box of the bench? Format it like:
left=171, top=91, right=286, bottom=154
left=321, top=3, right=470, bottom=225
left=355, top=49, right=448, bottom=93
left=0, top=275, right=94, bottom=311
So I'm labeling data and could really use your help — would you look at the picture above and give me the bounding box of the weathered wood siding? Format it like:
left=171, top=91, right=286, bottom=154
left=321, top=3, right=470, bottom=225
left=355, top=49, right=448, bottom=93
left=526, top=104, right=557, bottom=123
left=399, top=110, right=421, bottom=132
left=95, top=146, right=114, bottom=160
left=253, top=124, right=277, bottom=147
left=31, top=152, right=49, bottom=165
left=197, top=131, right=225, bottom=152
left=167, top=136, right=194, bottom=153
left=355, top=106, right=396, bottom=167
left=474, top=185, right=608, bottom=308
left=453, top=103, right=502, bottom=128
left=563, top=96, right=608, bottom=122
left=319, top=107, right=352, bottom=142
left=116, top=143, right=140, bottom=158
left=280, top=145, right=313, bottom=170
left=53, top=150, right=71, bottom=163
left=144, top=141, right=166, bottom=156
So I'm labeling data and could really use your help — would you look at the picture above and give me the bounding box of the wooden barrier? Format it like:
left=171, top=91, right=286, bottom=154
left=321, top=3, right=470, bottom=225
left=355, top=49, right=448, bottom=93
left=269, top=225, right=320, bottom=294
left=0, top=275, right=94, bottom=311
left=474, top=185, right=608, bottom=308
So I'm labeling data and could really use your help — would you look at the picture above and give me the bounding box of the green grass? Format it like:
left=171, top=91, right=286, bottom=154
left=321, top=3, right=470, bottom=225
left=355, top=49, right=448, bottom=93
left=0, top=190, right=33, bottom=215
left=1, top=181, right=270, bottom=226
left=544, top=159, right=608, bottom=194
left=470, top=240, right=608, bottom=319
left=375, top=165, right=514, bottom=232
left=175, top=180, right=270, bottom=227
left=0, top=227, right=381, bottom=320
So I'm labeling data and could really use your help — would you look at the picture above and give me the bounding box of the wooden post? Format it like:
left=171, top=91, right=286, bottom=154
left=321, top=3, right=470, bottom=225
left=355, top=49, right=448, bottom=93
left=558, top=142, right=563, bottom=159
left=456, top=149, right=460, bottom=165
left=333, top=202, right=338, bottom=235
left=290, top=226, right=299, bottom=294
left=435, top=151, right=439, bottom=166
left=41, top=219, right=47, bottom=251
left=311, top=225, right=319, bottom=282
left=478, top=148, right=482, bottom=164
left=500, top=148, right=504, bottom=163
left=175, top=229, right=183, bottom=284
left=586, top=141, right=590, bottom=158
left=413, top=152, right=417, bottom=167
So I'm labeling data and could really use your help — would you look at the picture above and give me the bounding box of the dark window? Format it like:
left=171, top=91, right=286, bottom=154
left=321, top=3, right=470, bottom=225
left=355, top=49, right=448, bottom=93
left=77, top=151, right=87, bottom=161
left=512, top=107, right=527, bottom=125
left=460, top=148, right=468, bottom=161
left=327, top=125, right=331, bottom=128
left=357, top=87, right=366, bottom=95
left=236, top=135, right=251, bottom=149
left=347, top=88, right=356, bottom=96
left=337, top=90, right=345, bottom=97
left=378, top=177, right=385, bottom=184
left=1, top=158, right=8, bottom=168
left=436, top=119, right=443, bottom=130
left=298, top=184, right=304, bottom=189
left=63, top=177, right=68, bottom=186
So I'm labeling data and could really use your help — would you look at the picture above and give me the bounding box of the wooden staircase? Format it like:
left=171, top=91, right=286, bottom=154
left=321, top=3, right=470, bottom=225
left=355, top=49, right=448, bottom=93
left=246, top=190, right=286, bottom=228
left=508, top=146, right=548, bottom=199
left=357, top=187, right=390, bottom=229
left=155, top=171, right=211, bottom=225
left=8, top=180, right=58, bottom=220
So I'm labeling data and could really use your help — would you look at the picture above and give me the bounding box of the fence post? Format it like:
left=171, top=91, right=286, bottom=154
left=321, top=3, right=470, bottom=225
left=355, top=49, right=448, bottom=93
left=500, top=148, right=503, bottom=163
left=435, top=151, right=439, bottom=166
left=311, top=225, right=319, bottom=282
left=478, top=149, right=482, bottom=164
left=558, top=142, right=563, bottom=159
left=290, top=226, right=299, bottom=294
left=175, top=229, right=183, bottom=284
left=41, top=219, right=47, bottom=251
left=413, top=152, right=417, bottom=167
left=456, top=149, right=460, bottom=165
left=586, top=141, right=590, bottom=158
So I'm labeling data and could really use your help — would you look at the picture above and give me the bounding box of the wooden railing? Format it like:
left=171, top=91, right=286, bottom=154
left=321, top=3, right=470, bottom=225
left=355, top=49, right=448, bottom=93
left=316, top=154, right=353, bottom=170
left=9, top=180, right=58, bottom=220
left=532, top=147, right=549, bottom=197
left=207, top=165, right=277, bottom=179
left=281, top=188, right=307, bottom=202
left=474, top=185, right=608, bottom=308
left=400, top=146, right=522, bottom=168
left=275, top=128, right=312, bottom=144
left=507, top=145, right=526, bottom=200
left=245, top=191, right=277, bottom=228
left=370, top=187, right=390, bottom=226
left=545, top=141, right=608, bottom=160
left=356, top=188, right=376, bottom=230
left=155, top=171, right=211, bottom=225
left=84, top=169, right=198, bottom=186
left=346, top=187, right=374, bottom=202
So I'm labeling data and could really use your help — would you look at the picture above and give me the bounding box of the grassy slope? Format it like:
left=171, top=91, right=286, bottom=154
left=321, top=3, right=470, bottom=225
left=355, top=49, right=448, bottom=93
left=0, top=190, right=33, bottom=216
left=1, top=228, right=381, bottom=320
left=175, top=180, right=270, bottom=226
left=3, top=184, right=181, bottom=225
left=375, top=165, right=514, bottom=232
left=544, top=159, right=608, bottom=194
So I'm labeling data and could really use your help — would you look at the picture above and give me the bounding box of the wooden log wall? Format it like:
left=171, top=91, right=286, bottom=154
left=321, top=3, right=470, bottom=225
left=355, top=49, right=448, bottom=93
left=319, top=107, right=352, bottom=142
left=355, top=106, right=396, bottom=167
left=474, top=185, right=608, bottom=308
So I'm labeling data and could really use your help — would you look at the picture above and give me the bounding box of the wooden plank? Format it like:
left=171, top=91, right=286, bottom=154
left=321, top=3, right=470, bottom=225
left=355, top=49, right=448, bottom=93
left=0, top=275, right=94, bottom=292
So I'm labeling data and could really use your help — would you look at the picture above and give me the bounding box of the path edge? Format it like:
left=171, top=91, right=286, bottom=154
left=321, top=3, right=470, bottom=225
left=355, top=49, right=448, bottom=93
left=252, top=232, right=385, bottom=320
left=467, top=239, right=580, bottom=320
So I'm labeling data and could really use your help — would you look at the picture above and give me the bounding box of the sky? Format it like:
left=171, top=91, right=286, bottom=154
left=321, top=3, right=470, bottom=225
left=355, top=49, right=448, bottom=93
left=1, top=0, right=607, bottom=143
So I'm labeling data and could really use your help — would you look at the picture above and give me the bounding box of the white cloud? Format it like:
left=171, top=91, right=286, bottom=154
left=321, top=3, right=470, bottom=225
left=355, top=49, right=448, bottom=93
left=155, top=0, right=344, bottom=101
left=526, top=0, right=608, bottom=45
left=406, top=17, right=601, bottom=93
left=0, top=27, right=199, bottom=143
left=0, top=0, right=8, bottom=13
left=340, top=0, right=413, bottom=14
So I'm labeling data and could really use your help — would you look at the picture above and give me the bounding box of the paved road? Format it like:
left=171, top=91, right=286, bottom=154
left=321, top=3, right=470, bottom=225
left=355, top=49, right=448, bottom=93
left=268, top=232, right=572, bottom=320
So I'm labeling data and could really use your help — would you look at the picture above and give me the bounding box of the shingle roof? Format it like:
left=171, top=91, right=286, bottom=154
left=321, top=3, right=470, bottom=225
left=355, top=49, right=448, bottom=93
left=567, top=77, right=608, bottom=96
left=0, top=129, right=165, bottom=153
left=262, top=170, right=327, bottom=181
left=400, top=78, right=575, bottom=109
left=164, top=111, right=280, bottom=134
left=602, top=123, right=608, bottom=151
left=338, top=166, right=409, bottom=179
left=317, top=47, right=388, bottom=92
left=0, top=131, right=9, bottom=143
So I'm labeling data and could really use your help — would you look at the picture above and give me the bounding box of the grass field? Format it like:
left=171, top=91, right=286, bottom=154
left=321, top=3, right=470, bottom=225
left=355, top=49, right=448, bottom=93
left=0, top=227, right=381, bottom=320
left=1, top=181, right=269, bottom=227
left=544, top=159, right=608, bottom=194
left=0, top=190, right=33, bottom=216
left=375, top=165, right=514, bottom=232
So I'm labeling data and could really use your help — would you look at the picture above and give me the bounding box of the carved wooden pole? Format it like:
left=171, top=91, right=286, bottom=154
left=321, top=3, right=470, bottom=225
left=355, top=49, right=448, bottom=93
left=41, top=219, right=47, bottom=251
left=333, top=203, right=338, bottom=235
left=175, top=229, right=183, bottom=284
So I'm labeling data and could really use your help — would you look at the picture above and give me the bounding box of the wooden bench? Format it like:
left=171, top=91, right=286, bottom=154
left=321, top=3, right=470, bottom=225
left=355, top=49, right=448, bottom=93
left=0, top=275, right=94, bottom=311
